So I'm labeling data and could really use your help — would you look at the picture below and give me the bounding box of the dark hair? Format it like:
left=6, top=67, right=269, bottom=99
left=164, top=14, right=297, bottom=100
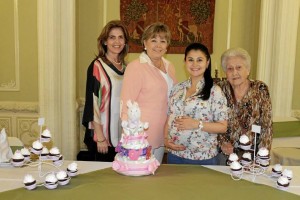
left=184, top=43, right=213, bottom=100
left=97, top=20, right=129, bottom=63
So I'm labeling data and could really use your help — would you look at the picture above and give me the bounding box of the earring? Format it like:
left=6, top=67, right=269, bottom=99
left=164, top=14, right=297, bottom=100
left=104, top=43, right=107, bottom=45
left=144, top=47, right=147, bottom=50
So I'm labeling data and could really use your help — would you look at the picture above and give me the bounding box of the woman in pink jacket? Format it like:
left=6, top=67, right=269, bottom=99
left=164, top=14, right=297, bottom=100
left=120, top=22, right=177, bottom=163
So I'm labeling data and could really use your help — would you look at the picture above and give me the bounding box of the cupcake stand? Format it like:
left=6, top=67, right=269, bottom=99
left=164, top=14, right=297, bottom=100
left=11, top=118, right=78, bottom=190
left=229, top=125, right=293, bottom=191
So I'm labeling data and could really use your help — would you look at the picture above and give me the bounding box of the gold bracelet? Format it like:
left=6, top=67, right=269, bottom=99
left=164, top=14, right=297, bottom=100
left=97, top=138, right=106, bottom=143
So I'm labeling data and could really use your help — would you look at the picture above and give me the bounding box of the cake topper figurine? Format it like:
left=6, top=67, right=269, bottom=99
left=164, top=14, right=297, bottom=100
left=121, top=100, right=149, bottom=135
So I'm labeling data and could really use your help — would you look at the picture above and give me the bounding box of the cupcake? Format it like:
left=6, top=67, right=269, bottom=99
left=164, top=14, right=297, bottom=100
left=31, top=140, right=43, bottom=155
left=282, top=169, right=293, bottom=180
left=257, top=159, right=270, bottom=169
left=56, top=170, right=70, bottom=185
left=271, top=164, right=283, bottom=177
left=241, top=152, right=252, bottom=166
left=227, top=153, right=239, bottom=166
left=239, top=134, right=251, bottom=150
left=11, top=150, right=25, bottom=167
left=230, top=161, right=243, bottom=175
left=20, top=147, right=31, bottom=162
left=49, top=147, right=60, bottom=160
left=277, top=176, right=290, bottom=190
left=44, top=173, right=58, bottom=189
left=41, top=129, right=51, bottom=143
left=23, top=174, right=37, bottom=190
left=53, top=155, right=63, bottom=166
left=40, top=147, right=49, bottom=160
left=257, top=147, right=270, bottom=160
left=67, top=162, right=78, bottom=177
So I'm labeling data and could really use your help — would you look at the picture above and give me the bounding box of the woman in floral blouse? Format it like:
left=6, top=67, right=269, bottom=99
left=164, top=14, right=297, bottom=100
left=217, top=47, right=273, bottom=165
left=164, top=43, right=228, bottom=165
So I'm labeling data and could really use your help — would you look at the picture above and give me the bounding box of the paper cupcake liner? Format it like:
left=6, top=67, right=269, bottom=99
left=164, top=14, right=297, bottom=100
left=44, top=183, right=58, bottom=190
left=24, top=183, right=37, bottom=190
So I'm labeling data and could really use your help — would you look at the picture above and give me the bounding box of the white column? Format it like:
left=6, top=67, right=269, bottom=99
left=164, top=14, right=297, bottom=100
left=257, top=0, right=300, bottom=121
left=38, top=0, right=77, bottom=159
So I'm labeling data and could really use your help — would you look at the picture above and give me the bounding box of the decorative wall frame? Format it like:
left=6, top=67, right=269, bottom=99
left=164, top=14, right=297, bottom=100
left=120, top=0, right=215, bottom=54
left=0, top=0, right=20, bottom=91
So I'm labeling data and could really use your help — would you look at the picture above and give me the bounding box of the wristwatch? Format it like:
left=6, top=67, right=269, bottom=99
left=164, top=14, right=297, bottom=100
left=198, top=120, right=203, bottom=131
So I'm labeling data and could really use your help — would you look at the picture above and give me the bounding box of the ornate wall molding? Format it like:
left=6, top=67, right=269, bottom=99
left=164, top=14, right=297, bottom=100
left=0, top=0, right=20, bottom=91
left=0, top=101, right=38, bottom=113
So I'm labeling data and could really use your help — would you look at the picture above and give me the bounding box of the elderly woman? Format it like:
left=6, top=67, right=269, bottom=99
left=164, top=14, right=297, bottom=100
left=120, top=22, right=177, bottom=163
left=217, top=47, right=273, bottom=165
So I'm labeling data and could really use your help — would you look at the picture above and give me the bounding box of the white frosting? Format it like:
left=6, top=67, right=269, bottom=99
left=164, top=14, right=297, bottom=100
left=230, top=161, right=242, bottom=170
left=56, top=171, right=68, bottom=180
left=67, top=162, right=78, bottom=171
left=258, top=147, right=269, bottom=157
left=273, top=164, right=283, bottom=172
left=242, top=152, right=252, bottom=160
left=41, top=147, right=49, bottom=154
left=20, top=147, right=30, bottom=156
left=282, top=169, right=293, bottom=178
left=32, top=140, right=43, bottom=149
left=239, top=134, right=250, bottom=144
left=12, top=150, right=24, bottom=160
left=23, top=174, right=35, bottom=183
left=45, top=173, right=58, bottom=183
left=228, top=153, right=238, bottom=162
left=50, top=147, right=60, bottom=155
left=277, top=176, right=289, bottom=185
left=42, top=129, right=51, bottom=138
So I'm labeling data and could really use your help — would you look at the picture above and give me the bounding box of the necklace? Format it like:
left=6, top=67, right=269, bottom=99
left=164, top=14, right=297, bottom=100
left=106, top=54, right=122, bottom=65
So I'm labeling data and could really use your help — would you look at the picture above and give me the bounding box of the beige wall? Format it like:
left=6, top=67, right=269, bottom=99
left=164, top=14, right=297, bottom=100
left=0, top=0, right=38, bottom=102
left=293, top=12, right=300, bottom=109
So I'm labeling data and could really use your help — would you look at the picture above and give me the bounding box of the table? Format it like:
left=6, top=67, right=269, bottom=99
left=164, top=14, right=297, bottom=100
left=272, top=147, right=300, bottom=166
left=270, top=137, right=300, bottom=165
left=0, top=161, right=299, bottom=199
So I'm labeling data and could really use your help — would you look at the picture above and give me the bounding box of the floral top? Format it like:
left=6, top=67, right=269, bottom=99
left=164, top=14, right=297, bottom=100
left=167, top=78, right=228, bottom=160
left=217, top=80, right=273, bottom=151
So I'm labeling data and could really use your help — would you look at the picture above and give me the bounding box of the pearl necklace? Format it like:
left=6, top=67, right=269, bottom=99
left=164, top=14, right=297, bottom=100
left=106, top=54, right=122, bottom=65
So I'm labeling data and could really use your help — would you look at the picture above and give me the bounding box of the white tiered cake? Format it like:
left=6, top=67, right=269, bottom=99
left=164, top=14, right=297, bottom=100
left=112, top=100, right=160, bottom=176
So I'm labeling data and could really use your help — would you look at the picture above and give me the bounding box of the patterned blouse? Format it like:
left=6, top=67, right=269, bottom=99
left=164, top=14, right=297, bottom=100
left=217, top=80, right=273, bottom=151
left=167, top=78, right=228, bottom=160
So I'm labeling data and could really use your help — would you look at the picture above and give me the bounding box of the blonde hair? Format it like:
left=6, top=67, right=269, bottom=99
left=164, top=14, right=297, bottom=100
left=141, top=22, right=171, bottom=48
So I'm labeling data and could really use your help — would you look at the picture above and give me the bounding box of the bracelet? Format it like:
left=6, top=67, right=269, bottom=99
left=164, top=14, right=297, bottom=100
left=198, top=120, right=203, bottom=131
left=97, top=138, right=106, bottom=143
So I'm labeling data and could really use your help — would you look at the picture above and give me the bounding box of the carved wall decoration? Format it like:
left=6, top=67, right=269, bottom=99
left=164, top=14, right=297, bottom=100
left=17, top=118, right=39, bottom=148
left=0, top=117, right=12, bottom=135
left=0, top=101, right=39, bottom=113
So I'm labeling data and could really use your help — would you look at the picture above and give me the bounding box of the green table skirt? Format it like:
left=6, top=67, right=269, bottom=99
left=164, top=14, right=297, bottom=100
left=0, top=165, right=298, bottom=200
left=273, top=121, right=300, bottom=138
